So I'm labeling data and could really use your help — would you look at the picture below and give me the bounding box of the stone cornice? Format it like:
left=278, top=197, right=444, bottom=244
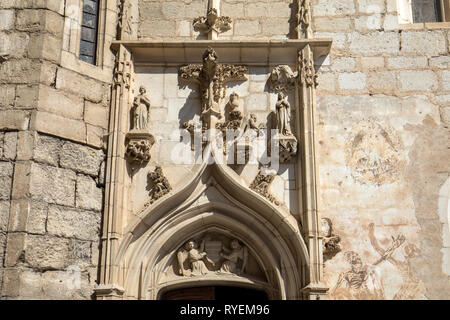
left=111, top=39, right=332, bottom=65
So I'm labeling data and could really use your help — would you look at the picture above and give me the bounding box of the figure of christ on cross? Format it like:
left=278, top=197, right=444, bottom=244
left=179, top=47, right=248, bottom=133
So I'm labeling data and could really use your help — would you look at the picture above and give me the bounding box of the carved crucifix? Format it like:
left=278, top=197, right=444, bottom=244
left=193, top=0, right=232, bottom=40
left=179, top=47, right=248, bottom=134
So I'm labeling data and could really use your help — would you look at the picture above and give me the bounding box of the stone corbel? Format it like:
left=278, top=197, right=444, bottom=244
left=125, top=131, right=155, bottom=166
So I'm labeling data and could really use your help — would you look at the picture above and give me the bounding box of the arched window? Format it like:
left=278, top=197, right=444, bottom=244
left=79, top=0, right=100, bottom=64
left=411, top=0, right=449, bottom=22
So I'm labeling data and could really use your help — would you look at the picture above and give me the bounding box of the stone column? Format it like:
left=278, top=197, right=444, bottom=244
left=297, top=44, right=328, bottom=299
left=96, top=44, right=134, bottom=300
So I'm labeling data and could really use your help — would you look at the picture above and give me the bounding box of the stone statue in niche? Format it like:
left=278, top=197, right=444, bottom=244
left=267, top=66, right=299, bottom=163
left=321, top=218, right=341, bottom=262
left=218, top=239, right=248, bottom=275
left=131, top=86, right=150, bottom=131
left=177, top=239, right=215, bottom=277
left=276, top=92, right=292, bottom=136
left=147, top=166, right=172, bottom=204
left=125, top=85, right=155, bottom=167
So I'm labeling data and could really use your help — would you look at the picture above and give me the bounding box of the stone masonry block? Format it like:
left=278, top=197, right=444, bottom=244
left=3, top=131, right=17, bottom=160
left=313, top=0, right=356, bottom=16
left=8, top=200, right=47, bottom=234
left=38, top=85, right=84, bottom=120
left=0, top=110, right=30, bottom=131
left=76, top=174, right=103, bottom=212
left=30, top=111, right=86, bottom=144
left=0, top=10, right=14, bottom=30
left=399, top=70, right=438, bottom=91
left=33, top=133, right=61, bottom=166
left=338, top=72, right=367, bottom=90
left=29, top=162, right=76, bottom=206
left=401, top=31, right=446, bottom=55
left=349, top=32, right=399, bottom=54
left=60, top=141, right=104, bottom=176
left=47, top=205, right=100, bottom=241
left=234, top=20, right=260, bottom=36
left=55, top=68, right=107, bottom=103
left=0, top=200, right=10, bottom=231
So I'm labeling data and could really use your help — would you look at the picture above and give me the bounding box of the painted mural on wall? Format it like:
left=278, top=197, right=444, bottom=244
left=345, top=118, right=406, bottom=186
left=329, top=223, right=426, bottom=300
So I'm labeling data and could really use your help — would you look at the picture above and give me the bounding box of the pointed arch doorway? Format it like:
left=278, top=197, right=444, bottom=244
left=160, top=286, right=268, bottom=300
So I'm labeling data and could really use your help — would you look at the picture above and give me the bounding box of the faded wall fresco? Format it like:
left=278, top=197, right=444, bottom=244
left=315, top=0, right=450, bottom=299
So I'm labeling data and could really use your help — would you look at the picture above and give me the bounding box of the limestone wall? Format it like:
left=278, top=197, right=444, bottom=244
left=312, top=0, right=450, bottom=299
left=138, top=0, right=294, bottom=40
left=0, top=0, right=113, bottom=299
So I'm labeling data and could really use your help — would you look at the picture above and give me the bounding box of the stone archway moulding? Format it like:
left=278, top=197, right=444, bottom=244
left=96, top=39, right=332, bottom=300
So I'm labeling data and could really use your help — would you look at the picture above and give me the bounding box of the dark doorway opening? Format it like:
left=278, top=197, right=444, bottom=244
left=160, top=286, right=269, bottom=300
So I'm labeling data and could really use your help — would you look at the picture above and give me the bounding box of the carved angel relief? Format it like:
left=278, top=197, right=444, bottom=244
left=176, top=236, right=249, bottom=277
left=147, top=166, right=172, bottom=204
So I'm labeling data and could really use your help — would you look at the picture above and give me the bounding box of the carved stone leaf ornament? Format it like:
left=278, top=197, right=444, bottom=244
left=193, top=0, right=232, bottom=36
left=268, top=65, right=298, bottom=93
left=299, top=49, right=318, bottom=88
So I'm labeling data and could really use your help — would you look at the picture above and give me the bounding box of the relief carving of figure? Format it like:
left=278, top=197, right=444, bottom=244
left=218, top=239, right=248, bottom=275
left=275, top=92, right=291, bottom=136
left=131, top=86, right=151, bottom=130
left=177, top=239, right=215, bottom=277
left=332, top=251, right=384, bottom=300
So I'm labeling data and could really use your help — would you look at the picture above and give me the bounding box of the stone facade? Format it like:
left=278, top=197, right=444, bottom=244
left=0, top=0, right=449, bottom=300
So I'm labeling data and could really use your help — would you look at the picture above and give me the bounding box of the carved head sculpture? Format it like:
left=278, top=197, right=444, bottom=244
left=203, top=47, right=218, bottom=63
left=278, top=92, right=285, bottom=100
left=321, top=218, right=332, bottom=237
left=230, top=239, right=241, bottom=250
left=229, top=92, right=239, bottom=102
left=139, top=85, right=146, bottom=95
left=250, top=114, right=257, bottom=122
left=185, top=240, right=196, bottom=251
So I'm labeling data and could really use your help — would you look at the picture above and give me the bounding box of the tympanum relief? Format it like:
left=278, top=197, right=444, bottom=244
left=166, top=234, right=263, bottom=281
